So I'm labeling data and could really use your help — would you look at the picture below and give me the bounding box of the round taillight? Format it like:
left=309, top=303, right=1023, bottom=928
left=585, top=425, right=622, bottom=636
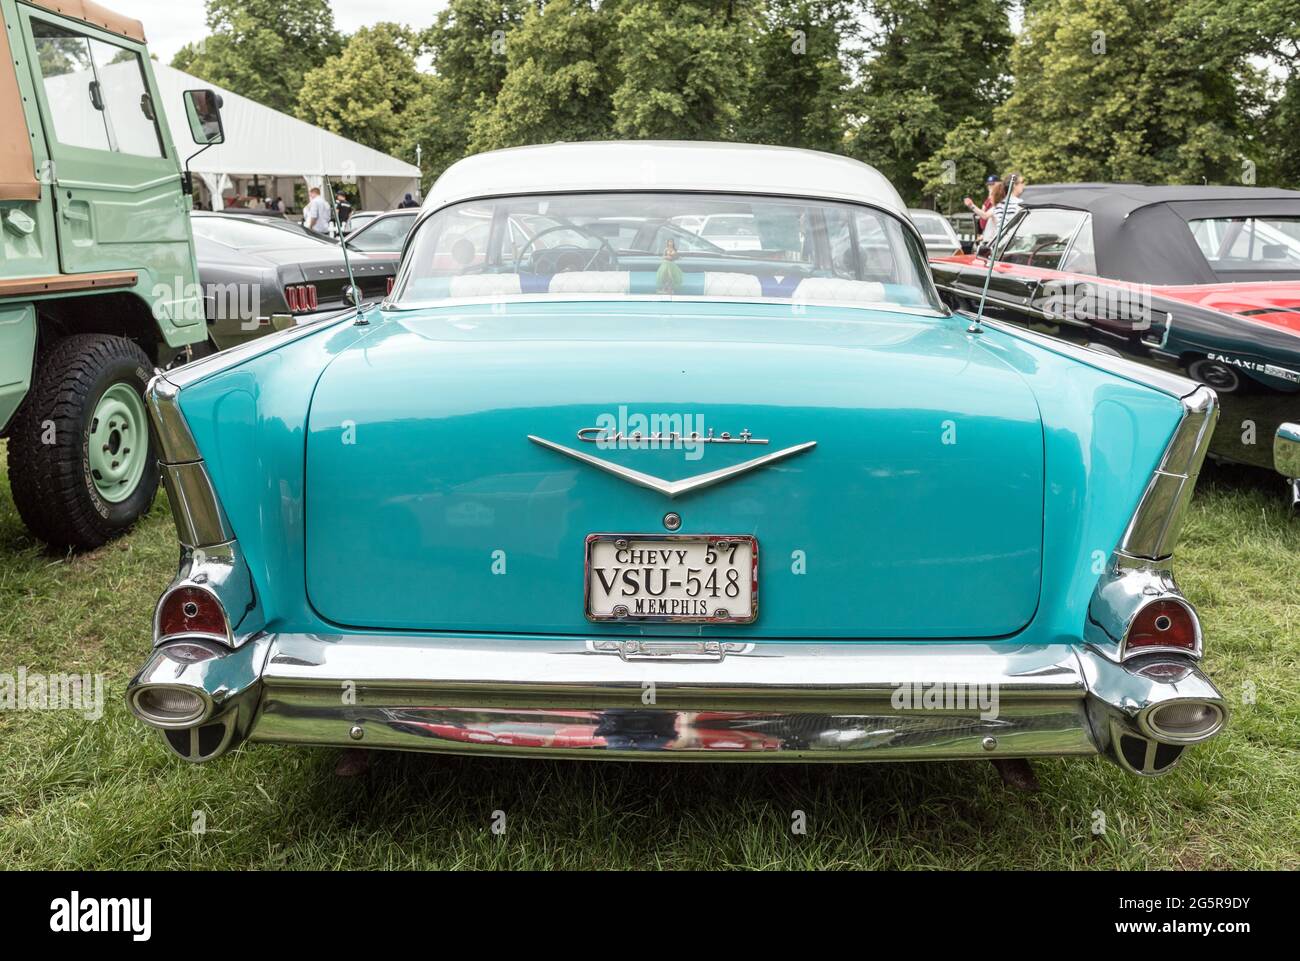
left=1125, top=599, right=1197, bottom=656
left=157, top=586, right=227, bottom=640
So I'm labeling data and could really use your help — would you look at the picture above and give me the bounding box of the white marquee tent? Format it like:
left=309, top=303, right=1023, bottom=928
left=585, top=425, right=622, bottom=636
left=151, top=64, right=421, bottom=211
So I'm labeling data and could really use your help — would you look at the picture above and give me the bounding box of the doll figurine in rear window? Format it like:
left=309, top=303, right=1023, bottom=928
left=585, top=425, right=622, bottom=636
left=657, top=238, right=684, bottom=294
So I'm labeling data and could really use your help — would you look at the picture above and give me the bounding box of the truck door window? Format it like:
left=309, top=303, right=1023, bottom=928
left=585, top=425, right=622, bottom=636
left=86, top=38, right=164, bottom=157
left=30, top=19, right=164, bottom=158
left=31, top=20, right=110, bottom=151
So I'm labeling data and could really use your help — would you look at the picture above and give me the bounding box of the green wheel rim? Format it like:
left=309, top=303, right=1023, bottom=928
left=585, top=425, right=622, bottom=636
left=87, top=382, right=148, bottom=503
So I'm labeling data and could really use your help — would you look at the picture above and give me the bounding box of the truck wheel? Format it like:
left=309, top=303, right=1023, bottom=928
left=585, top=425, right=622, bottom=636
left=7, top=334, right=159, bottom=549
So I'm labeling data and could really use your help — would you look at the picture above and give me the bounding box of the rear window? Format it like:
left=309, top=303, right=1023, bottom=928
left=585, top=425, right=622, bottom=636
left=348, top=213, right=417, bottom=251
left=910, top=211, right=955, bottom=239
left=1188, top=217, right=1300, bottom=273
left=391, top=191, right=944, bottom=313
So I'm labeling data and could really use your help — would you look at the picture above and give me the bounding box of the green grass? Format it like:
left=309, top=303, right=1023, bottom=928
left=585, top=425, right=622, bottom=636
left=1, top=440, right=1296, bottom=869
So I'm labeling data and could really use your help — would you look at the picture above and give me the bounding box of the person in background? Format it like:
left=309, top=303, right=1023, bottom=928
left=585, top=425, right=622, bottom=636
left=978, top=179, right=1008, bottom=251
left=963, top=175, right=1000, bottom=232
left=1001, top=172, right=1027, bottom=220
left=335, top=192, right=353, bottom=227
left=398, top=192, right=419, bottom=209
left=980, top=173, right=1028, bottom=251
left=304, top=187, right=331, bottom=234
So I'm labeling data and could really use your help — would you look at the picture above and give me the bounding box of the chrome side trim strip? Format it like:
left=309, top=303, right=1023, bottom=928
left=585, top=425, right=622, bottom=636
left=1119, top=385, right=1217, bottom=561
left=146, top=374, right=236, bottom=549
left=528, top=435, right=816, bottom=498
left=145, top=373, right=199, bottom=463
left=160, top=462, right=233, bottom=548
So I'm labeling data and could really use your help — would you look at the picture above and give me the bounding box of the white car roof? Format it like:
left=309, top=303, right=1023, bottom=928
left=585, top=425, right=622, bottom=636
left=424, top=141, right=908, bottom=218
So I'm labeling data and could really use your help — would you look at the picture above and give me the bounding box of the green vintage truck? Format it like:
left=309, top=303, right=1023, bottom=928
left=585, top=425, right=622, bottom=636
left=1, top=0, right=223, bottom=548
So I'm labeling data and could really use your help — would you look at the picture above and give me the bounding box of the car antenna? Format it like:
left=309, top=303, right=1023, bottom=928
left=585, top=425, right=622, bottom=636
left=325, top=177, right=369, bottom=326
left=968, top=173, right=1018, bottom=335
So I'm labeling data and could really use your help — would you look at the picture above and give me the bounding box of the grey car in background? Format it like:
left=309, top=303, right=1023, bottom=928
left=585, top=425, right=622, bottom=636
left=189, top=212, right=400, bottom=352
left=344, top=209, right=420, bottom=254
left=908, top=208, right=964, bottom=258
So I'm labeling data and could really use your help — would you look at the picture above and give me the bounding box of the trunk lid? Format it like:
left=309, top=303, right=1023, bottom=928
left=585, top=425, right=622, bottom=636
left=304, top=302, right=1043, bottom=638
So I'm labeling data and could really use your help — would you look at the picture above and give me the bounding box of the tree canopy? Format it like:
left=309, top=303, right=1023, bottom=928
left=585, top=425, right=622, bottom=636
left=296, top=23, right=431, bottom=161
left=175, top=0, right=1297, bottom=204
left=172, top=0, right=342, bottom=114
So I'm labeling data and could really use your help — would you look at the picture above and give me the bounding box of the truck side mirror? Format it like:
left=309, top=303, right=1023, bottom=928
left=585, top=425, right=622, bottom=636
left=184, top=89, right=225, bottom=145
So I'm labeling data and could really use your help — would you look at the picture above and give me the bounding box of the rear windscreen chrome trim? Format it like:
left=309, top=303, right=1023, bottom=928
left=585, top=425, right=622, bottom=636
left=383, top=292, right=950, bottom=318
left=389, top=191, right=947, bottom=312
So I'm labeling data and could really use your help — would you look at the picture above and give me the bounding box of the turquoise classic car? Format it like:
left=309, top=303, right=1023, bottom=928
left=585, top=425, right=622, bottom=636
left=127, top=142, right=1225, bottom=777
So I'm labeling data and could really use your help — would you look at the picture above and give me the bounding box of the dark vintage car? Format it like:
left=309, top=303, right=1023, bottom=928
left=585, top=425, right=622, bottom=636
left=929, top=184, right=1300, bottom=505
left=188, top=211, right=400, bottom=351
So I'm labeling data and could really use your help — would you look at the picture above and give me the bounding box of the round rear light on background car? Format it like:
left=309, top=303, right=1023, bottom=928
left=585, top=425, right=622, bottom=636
left=1124, top=599, right=1198, bottom=656
left=157, top=586, right=227, bottom=640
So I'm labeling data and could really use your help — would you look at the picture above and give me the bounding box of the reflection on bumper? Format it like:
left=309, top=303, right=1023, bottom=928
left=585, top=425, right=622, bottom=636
left=126, top=634, right=1226, bottom=774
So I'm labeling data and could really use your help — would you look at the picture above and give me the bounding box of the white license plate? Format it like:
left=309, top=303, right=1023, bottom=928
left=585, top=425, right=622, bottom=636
left=585, top=534, right=757, bottom=624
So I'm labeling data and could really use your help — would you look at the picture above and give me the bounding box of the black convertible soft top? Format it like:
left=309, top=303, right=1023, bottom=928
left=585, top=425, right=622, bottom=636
left=1021, top=184, right=1300, bottom=284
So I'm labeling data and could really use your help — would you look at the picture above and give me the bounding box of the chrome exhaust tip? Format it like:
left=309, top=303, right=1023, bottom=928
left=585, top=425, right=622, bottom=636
left=1140, top=699, right=1226, bottom=743
left=129, top=684, right=212, bottom=728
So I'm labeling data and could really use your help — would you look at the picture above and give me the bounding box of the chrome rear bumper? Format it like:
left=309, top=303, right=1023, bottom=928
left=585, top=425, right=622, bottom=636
left=127, top=634, right=1225, bottom=775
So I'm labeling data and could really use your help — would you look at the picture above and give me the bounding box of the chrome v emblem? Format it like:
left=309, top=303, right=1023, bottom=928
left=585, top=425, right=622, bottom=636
left=527, top=435, right=816, bottom=498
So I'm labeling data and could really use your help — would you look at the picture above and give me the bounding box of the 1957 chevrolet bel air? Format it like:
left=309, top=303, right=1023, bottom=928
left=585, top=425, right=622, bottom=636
left=128, top=142, right=1230, bottom=777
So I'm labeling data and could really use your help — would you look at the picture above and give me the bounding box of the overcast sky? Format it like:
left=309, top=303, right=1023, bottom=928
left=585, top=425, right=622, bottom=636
left=129, top=0, right=448, bottom=63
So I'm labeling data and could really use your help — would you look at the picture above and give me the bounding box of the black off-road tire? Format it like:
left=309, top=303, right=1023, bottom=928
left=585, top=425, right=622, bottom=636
left=7, top=334, right=159, bottom=549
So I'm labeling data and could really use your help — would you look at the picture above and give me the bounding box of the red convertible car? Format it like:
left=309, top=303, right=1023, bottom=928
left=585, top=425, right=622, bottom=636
left=930, top=184, right=1300, bottom=506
